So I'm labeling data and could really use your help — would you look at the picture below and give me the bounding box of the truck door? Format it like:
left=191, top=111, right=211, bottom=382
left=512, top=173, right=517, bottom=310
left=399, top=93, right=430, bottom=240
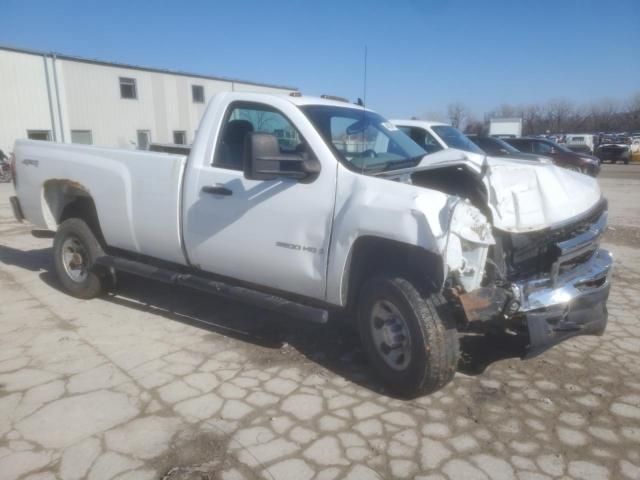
left=182, top=101, right=336, bottom=301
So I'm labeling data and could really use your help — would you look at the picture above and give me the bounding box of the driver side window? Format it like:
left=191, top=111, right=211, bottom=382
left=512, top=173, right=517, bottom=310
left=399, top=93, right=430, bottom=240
left=213, top=103, right=303, bottom=170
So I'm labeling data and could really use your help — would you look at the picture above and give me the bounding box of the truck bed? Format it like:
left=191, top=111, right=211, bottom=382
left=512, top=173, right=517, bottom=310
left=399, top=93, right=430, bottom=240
left=14, top=140, right=188, bottom=265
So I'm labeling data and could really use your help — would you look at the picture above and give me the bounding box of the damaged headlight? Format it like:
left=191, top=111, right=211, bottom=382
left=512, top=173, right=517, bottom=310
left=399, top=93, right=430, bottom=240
left=444, top=200, right=495, bottom=292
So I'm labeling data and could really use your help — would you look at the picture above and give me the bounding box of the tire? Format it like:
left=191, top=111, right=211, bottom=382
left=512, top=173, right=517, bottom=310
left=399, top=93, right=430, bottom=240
left=357, top=275, right=459, bottom=397
left=53, top=218, right=105, bottom=299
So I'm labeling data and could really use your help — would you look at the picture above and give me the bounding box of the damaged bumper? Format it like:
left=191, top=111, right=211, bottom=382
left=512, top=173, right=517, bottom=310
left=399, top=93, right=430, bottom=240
left=518, top=248, right=613, bottom=358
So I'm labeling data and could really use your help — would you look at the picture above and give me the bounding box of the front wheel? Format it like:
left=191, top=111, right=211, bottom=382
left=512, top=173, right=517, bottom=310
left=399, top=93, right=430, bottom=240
left=53, top=218, right=105, bottom=299
left=357, top=275, right=459, bottom=397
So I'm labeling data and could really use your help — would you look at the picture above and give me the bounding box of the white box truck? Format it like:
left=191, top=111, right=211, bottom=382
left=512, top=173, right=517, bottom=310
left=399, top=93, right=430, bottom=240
left=489, top=117, right=523, bottom=138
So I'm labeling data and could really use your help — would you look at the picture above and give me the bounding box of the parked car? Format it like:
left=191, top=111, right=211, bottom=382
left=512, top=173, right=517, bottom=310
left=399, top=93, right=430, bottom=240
left=466, top=134, right=553, bottom=163
left=565, top=134, right=597, bottom=155
left=391, top=120, right=486, bottom=156
left=631, top=135, right=640, bottom=161
left=10, top=93, right=612, bottom=397
left=504, top=137, right=601, bottom=176
left=392, top=120, right=553, bottom=166
left=596, top=134, right=632, bottom=164
left=565, top=144, right=593, bottom=155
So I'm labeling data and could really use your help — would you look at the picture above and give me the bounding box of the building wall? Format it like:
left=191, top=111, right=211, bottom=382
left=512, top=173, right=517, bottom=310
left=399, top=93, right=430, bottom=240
left=0, top=47, right=294, bottom=153
left=0, top=49, right=57, bottom=152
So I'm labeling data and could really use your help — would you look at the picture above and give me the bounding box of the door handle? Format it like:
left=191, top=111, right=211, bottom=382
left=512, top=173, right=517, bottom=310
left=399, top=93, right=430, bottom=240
left=202, top=185, right=233, bottom=196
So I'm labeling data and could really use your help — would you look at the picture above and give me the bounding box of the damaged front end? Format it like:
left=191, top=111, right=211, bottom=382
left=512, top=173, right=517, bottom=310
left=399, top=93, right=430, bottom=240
left=446, top=198, right=613, bottom=358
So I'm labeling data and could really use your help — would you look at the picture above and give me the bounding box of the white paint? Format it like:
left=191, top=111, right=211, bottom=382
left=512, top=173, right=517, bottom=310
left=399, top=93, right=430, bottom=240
left=14, top=93, right=603, bottom=310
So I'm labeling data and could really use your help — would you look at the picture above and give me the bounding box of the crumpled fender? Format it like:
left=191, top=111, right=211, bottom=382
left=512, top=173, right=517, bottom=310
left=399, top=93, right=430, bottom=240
left=326, top=166, right=494, bottom=305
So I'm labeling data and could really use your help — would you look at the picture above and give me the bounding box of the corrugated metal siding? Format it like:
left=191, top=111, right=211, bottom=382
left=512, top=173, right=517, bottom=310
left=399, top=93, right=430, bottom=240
left=0, top=47, right=295, bottom=152
left=0, top=50, right=55, bottom=152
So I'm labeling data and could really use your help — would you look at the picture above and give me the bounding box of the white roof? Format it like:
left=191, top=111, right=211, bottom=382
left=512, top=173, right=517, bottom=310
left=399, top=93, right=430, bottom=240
left=390, top=119, right=451, bottom=128
left=278, top=94, right=373, bottom=111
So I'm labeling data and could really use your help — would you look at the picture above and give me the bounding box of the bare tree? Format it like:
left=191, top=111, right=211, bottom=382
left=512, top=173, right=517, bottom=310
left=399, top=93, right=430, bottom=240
left=463, top=114, right=485, bottom=135
left=447, top=102, right=468, bottom=129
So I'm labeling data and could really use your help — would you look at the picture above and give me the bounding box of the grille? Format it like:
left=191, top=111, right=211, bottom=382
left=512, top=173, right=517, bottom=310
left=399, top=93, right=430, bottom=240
left=504, top=200, right=607, bottom=281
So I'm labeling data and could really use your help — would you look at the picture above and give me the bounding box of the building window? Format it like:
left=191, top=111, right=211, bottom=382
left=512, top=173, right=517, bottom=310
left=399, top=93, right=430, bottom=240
left=120, top=77, right=137, bottom=99
left=192, top=85, right=204, bottom=103
left=27, top=130, right=51, bottom=141
left=71, top=130, right=93, bottom=145
left=137, top=130, right=151, bottom=150
left=173, top=131, right=187, bottom=145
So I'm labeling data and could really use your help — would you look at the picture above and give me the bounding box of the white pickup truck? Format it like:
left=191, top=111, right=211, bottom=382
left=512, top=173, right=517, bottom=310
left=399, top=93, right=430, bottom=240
left=9, top=92, right=613, bottom=397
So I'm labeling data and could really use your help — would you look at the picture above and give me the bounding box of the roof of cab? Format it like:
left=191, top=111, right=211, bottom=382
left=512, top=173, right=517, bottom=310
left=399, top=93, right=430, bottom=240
left=390, top=119, right=451, bottom=128
left=278, top=93, right=374, bottom=111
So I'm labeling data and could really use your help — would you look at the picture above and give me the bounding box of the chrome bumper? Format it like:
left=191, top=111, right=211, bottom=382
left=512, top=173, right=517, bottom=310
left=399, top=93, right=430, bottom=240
left=516, top=248, right=613, bottom=358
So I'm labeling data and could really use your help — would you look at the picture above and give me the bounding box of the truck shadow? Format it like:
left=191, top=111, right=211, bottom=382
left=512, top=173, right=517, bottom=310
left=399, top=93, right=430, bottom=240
left=0, top=244, right=527, bottom=397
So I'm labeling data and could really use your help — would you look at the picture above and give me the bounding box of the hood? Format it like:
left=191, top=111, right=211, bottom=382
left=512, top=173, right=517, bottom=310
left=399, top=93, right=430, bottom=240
left=496, top=152, right=553, bottom=163
left=381, top=148, right=602, bottom=233
left=484, top=157, right=601, bottom=232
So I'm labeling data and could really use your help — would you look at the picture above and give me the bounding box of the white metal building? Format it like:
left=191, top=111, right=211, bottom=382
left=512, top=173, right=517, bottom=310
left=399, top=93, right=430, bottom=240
left=0, top=45, right=296, bottom=153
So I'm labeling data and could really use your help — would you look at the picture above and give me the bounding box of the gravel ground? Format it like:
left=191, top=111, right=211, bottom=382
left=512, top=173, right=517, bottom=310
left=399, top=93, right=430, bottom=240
left=0, top=165, right=639, bottom=480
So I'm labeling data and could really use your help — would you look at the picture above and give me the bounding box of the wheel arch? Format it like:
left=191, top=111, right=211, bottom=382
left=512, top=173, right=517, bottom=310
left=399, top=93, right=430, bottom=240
left=340, top=235, right=445, bottom=311
left=42, top=179, right=105, bottom=244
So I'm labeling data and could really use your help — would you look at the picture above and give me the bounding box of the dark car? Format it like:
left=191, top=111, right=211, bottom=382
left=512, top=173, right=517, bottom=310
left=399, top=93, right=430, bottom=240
left=504, top=137, right=600, bottom=177
left=596, top=135, right=631, bottom=164
left=466, top=135, right=552, bottom=163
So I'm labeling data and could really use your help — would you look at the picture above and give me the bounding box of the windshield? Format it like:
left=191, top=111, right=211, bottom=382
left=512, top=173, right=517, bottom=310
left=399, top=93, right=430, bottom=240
left=472, top=136, right=520, bottom=155
left=301, top=105, right=426, bottom=172
left=431, top=125, right=484, bottom=154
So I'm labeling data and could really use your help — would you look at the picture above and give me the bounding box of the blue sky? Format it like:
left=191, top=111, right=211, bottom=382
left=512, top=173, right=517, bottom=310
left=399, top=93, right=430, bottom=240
left=2, top=0, right=639, bottom=119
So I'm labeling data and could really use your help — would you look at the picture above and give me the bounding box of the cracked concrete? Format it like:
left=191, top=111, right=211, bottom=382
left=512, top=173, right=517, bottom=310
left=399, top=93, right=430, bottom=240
left=0, top=166, right=639, bottom=480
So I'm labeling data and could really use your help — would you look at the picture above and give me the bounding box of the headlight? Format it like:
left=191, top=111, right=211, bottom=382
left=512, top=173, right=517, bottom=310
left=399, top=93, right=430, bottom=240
left=445, top=200, right=495, bottom=292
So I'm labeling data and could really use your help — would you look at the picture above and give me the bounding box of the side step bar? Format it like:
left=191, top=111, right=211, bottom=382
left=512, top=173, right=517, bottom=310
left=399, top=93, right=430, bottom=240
left=95, top=255, right=329, bottom=324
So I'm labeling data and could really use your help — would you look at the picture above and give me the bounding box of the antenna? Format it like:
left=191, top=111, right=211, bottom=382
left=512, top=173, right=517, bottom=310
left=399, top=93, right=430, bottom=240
left=360, top=46, right=368, bottom=175
left=363, top=46, right=368, bottom=108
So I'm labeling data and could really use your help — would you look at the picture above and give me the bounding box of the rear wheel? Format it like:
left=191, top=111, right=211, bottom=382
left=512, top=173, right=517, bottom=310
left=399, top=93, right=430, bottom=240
left=357, top=275, right=459, bottom=397
left=53, top=218, right=105, bottom=299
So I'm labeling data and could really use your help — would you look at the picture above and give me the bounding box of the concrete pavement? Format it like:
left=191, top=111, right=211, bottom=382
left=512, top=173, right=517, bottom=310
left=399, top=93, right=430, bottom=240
left=0, top=170, right=639, bottom=480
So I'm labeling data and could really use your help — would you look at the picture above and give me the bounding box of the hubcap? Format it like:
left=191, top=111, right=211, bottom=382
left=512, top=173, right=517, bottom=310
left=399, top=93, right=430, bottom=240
left=61, top=236, right=88, bottom=283
left=370, top=300, right=411, bottom=370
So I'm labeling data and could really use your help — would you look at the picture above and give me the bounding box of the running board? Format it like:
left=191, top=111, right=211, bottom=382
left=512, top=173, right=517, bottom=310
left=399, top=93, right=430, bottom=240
left=94, top=255, right=329, bottom=324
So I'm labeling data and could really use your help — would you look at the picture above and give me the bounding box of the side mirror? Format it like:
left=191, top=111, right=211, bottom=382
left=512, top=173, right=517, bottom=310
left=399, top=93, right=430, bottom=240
left=243, top=133, right=320, bottom=182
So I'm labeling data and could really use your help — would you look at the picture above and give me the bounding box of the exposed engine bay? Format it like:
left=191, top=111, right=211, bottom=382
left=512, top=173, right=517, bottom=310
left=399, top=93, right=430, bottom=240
left=403, top=163, right=610, bottom=355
